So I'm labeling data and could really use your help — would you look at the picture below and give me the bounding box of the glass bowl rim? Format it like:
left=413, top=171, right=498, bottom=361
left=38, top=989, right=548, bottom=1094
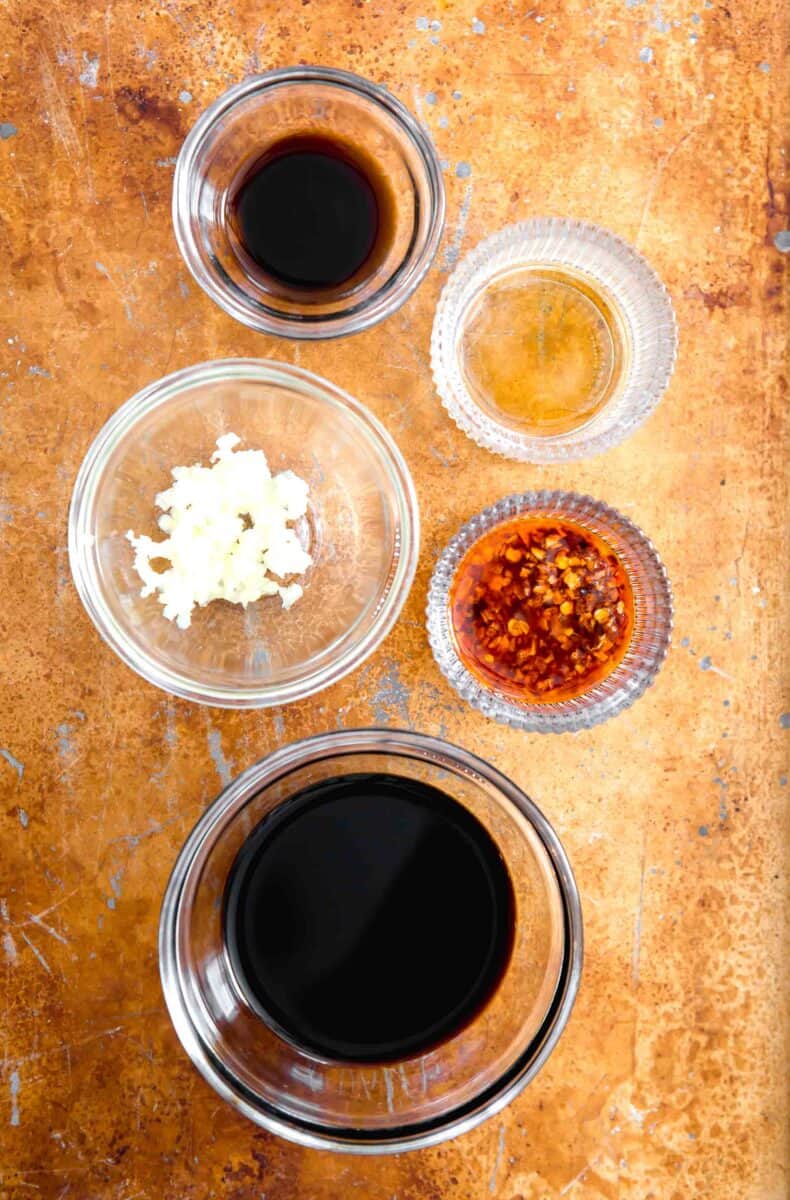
left=158, top=727, right=583, bottom=1154
left=430, top=216, right=678, bottom=461
left=67, top=358, right=420, bottom=709
left=426, top=490, right=673, bottom=733
left=172, top=66, right=446, bottom=340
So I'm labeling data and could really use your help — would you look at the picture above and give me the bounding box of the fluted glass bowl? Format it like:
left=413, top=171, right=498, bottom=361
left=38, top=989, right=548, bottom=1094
left=68, top=360, right=419, bottom=708
left=431, top=219, right=677, bottom=462
left=427, top=492, right=673, bottom=733
left=159, top=729, right=582, bottom=1153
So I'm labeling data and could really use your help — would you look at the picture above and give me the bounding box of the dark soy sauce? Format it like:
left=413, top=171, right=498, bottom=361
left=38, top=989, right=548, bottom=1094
left=228, top=134, right=395, bottom=291
left=223, top=773, right=515, bottom=1063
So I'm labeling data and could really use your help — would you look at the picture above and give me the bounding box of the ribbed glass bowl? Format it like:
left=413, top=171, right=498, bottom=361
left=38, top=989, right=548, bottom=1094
left=427, top=492, right=673, bottom=733
left=430, top=218, right=677, bottom=462
left=68, top=359, right=419, bottom=708
left=159, top=729, right=582, bottom=1153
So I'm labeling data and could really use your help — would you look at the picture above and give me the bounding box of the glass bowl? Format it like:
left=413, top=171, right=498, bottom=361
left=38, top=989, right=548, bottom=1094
left=431, top=219, right=677, bottom=462
left=68, top=360, right=419, bottom=708
left=173, top=67, right=445, bottom=339
left=427, top=492, right=673, bottom=733
left=159, top=729, right=582, bottom=1153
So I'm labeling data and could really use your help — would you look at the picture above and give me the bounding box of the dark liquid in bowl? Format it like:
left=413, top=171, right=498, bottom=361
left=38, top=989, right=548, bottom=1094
left=228, top=134, right=395, bottom=291
left=223, top=773, right=515, bottom=1063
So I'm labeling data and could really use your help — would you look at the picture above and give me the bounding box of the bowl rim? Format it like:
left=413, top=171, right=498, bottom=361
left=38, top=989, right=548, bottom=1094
left=158, top=727, right=584, bottom=1153
left=68, top=358, right=420, bottom=708
left=172, top=66, right=446, bottom=340
left=426, top=490, right=674, bottom=733
left=430, top=217, right=678, bottom=462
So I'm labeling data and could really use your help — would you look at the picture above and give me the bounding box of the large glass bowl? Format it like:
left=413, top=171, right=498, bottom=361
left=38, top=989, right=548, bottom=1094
left=173, top=68, right=445, bottom=339
left=159, top=729, right=582, bottom=1153
left=427, top=492, right=673, bottom=733
left=68, top=360, right=419, bottom=707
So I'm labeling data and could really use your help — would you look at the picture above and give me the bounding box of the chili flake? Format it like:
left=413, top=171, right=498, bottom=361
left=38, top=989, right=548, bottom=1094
left=449, top=517, right=634, bottom=703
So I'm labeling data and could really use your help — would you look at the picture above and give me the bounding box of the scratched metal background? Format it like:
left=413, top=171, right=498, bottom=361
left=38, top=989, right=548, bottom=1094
left=0, top=0, right=787, bottom=1196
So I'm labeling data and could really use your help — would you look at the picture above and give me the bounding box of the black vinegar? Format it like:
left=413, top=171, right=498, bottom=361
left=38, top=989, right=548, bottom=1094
left=228, top=133, right=396, bottom=292
left=223, top=773, right=515, bottom=1063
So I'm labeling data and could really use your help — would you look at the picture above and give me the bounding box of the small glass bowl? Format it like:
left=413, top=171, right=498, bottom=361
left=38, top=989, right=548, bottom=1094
left=68, top=360, right=419, bottom=708
left=431, top=219, right=677, bottom=462
left=427, top=492, right=673, bottom=733
left=173, top=67, right=445, bottom=339
left=159, top=729, right=582, bottom=1153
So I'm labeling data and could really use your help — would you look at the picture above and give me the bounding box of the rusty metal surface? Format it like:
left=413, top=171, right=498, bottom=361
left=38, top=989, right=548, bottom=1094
left=0, top=1, right=787, bottom=1196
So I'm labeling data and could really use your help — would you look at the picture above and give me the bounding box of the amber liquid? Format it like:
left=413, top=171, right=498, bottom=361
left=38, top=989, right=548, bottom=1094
left=461, top=268, right=627, bottom=436
left=450, top=517, right=635, bottom=704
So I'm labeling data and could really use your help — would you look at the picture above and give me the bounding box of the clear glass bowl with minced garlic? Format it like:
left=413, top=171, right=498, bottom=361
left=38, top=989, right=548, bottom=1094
left=427, top=491, right=673, bottom=733
left=69, top=359, right=419, bottom=708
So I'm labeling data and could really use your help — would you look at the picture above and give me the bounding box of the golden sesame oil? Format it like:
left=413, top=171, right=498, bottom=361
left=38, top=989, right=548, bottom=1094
left=460, top=267, right=629, bottom=436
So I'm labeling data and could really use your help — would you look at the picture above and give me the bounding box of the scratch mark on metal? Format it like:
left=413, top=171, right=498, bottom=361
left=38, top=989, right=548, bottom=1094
left=560, top=1164, right=590, bottom=1195
left=206, top=724, right=234, bottom=787
left=56, top=723, right=75, bottom=759
left=490, top=1123, right=506, bottom=1192
left=163, top=698, right=177, bottom=748
left=634, top=124, right=700, bottom=247
left=40, top=52, right=83, bottom=162
left=28, top=915, right=68, bottom=945
left=26, top=890, right=79, bottom=927
left=372, top=660, right=411, bottom=726
left=0, top=749, right=24, bottom=780
left=429, top=445, right=460, bottom=472
left=19, top=931, right=52, bottom=975
left=442, top=182, right=473, bottom=271
left=79, top=51, right=100, bottom=89
left=3, top=932, right=17, bottom=964
left=107, top=814, right=181, bottom=851
left=9, top=1070, right=20, bottom=1126
left=94, top=260, right=136, bottom=322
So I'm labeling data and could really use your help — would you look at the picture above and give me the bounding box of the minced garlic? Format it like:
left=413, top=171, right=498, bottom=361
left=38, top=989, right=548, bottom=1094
left=126, top=433, right=312, bottom=629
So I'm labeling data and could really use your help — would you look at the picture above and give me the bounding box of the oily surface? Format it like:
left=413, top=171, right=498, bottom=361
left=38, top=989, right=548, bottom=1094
left=0, top=1, right=787, bottom=1197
